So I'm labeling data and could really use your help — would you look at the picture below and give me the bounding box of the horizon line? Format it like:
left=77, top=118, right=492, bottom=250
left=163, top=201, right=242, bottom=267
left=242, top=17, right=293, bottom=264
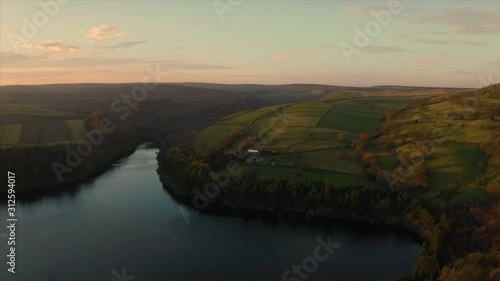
left=0, top=81, right=476, bottom=89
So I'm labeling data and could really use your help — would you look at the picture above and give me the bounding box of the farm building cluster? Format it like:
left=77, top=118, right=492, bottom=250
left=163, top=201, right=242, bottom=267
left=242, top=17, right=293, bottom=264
left=234, top=148, right=286, bottom=166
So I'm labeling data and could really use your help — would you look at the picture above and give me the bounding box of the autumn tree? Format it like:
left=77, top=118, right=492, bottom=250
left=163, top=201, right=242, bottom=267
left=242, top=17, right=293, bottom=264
left=337, top=132, right=348, bottom=142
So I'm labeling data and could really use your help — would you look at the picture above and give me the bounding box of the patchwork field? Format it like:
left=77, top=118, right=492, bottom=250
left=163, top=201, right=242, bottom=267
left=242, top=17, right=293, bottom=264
left=0, top=104, right=75, bottom=117
left=368, top=86, right=500, bottom=206
left=0, top=105, right=86, bottom=147
left=193, top=124, right=244, bottom=150
left=194, top=97, right=414, bottom=186
left=194, top=87, right=499, bottom=204
left=218, top=104, right=285, bottom=125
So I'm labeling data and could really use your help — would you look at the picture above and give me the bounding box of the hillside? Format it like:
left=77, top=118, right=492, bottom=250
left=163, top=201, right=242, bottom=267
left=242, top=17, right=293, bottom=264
left=367, top=84, right=500, bottom=207
left=0, top=104, right=85, bottom=147
left=157, top=84, right=500, bottom=281
left=0, top=83, right=467, bottom=146
left=193, top=96, right=417, bottom=186
left=191, top=84, right=499, bottom=207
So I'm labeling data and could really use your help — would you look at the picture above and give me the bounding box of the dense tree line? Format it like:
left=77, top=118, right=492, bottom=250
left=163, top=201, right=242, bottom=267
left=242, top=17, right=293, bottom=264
left=435, top=200, right=500, bottom=281
left=0, top=114, right=141, bottom=192
left=446, top=84, right=500, bottom=121
left=157, top=146, right=448, bottom=281
left=352, top=132, right=428, bottom=188
left=379, top=85, right=500, bottom=280
left=480, top=136, right=500, bottom=158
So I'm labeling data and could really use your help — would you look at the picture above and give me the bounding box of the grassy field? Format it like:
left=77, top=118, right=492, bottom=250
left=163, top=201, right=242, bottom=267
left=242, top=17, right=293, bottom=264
left=314, top=99, right=388, bottom=134
left=0, top=104, right=85, bottom=147
left=66, top=120, right=86, bottom=140
left=195, top=97, right=414, bottom=187
left=367, top=88, right=499, bottom=206
left=299, top=148, right=364, bottom=175
left=194, top=104, right=287, bottom=150
left=0, top=104, right=74, bottom=116
left=194, top=88, right=499, bottom=204
left=316, top=111, right=382, bottom=134
left=426, top=144, right=487, bottom=188
left=416, top=186, right=488, bottom=208
left=219, top=104, right=286, bottom=125
left=0, top=124, right=23, bottom=145
left=193, top=124, right=244, bottom=150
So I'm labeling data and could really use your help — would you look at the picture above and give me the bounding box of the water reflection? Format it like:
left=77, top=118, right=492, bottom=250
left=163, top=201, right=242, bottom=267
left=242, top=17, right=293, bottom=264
left=0, top=144, right=420, bottom=281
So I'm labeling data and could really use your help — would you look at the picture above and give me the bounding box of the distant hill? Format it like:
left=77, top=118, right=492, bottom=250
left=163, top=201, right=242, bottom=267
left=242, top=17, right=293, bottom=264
left=0, top=82, right=472, bottom=144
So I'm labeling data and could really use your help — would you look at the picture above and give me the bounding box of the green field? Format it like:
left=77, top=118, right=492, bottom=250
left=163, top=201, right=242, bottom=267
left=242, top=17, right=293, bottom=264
left=194, top=104, right=288, bottom=150
left=0, top=105, right=85, bottom=147
left=299, top=148, right=364, bottom=175
left=194, top=97, right=414, bottom=187
left=416, top=186, right=488, bottom=208
left=0, top=104, right=74, bottom=116
left=313, top=99, right=387, bottom=134
left=219, top=104, right=286, bottom=125
left=427, top=144, right=487, bottom=188
left=66, top=120, right=86, bottom=140
left=380, top=143, right=489, bottom=206
left=0, top=124, right=23, bottom=145
left=316, top=110, right=382, bottom=134
left=193, top=93, right=497, bottom=200
left=194, top=124, right=243, bottom=150
left=368, top=90, right=499, bottom=206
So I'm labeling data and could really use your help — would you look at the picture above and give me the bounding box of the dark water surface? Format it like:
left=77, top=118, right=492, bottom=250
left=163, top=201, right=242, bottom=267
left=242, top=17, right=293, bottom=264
left=0, top=144, right=420, bottom=281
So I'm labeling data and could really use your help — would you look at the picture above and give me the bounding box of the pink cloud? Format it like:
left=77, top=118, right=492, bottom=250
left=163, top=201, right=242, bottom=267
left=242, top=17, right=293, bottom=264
left=273, top=52, right=287, bottom=61
left=21, top=40, right=79, bottom=52
left=85, top=25, right=124, bottom=42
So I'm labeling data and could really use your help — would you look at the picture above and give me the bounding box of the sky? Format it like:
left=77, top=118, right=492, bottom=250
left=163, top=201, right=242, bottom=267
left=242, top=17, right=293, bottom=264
left=0, top=0, right=499, bottom=87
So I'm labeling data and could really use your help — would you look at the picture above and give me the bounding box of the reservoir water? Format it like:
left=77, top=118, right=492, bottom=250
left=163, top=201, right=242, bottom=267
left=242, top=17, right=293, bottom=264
left=0, top=144, right=420, bottom=281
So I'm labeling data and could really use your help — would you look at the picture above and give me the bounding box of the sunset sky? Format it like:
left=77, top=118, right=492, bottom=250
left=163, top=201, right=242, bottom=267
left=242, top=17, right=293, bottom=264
left=1, top=1, right=499, bottom=87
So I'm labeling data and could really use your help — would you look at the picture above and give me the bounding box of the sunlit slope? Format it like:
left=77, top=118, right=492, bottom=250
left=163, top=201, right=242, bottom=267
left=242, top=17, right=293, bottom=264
left=194, top=97, right=414, bottom=186
left=370, top=84, right=500, bottom=206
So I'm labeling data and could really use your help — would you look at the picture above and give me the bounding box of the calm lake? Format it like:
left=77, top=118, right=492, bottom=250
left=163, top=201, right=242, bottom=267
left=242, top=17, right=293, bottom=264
left=0, top=144, right=420, bottom=281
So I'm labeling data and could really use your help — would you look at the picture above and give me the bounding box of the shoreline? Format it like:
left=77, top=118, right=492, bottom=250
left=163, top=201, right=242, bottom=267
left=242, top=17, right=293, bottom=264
left=157, top=169, right=423, bottom=242
left=0, top=140, right=143, bottom=197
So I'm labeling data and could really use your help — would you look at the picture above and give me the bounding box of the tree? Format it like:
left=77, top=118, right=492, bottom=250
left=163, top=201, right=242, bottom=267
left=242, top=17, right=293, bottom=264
left=338, top=132, right=348, bottom=142
left=354, top=134, right=369, bottom=158
left=487, top=181, right=500, bottom=194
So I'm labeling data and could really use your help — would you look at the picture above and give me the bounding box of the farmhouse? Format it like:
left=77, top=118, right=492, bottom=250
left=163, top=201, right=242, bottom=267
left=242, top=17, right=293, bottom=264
left=248, top=149, right=260, bottom=155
